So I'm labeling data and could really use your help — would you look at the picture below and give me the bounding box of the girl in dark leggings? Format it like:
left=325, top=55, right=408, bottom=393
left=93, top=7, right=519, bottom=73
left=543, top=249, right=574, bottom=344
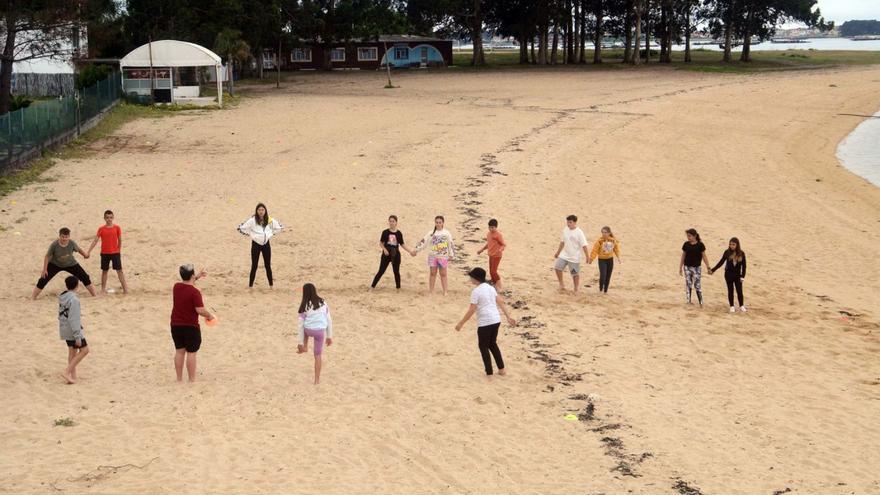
left=709, top=237, right=747, bottom=313
left=237, top=203, right=284, bottom=288
left=455, top=267, right=517, bottom=377
left=371, top=215, right=415, bottom=289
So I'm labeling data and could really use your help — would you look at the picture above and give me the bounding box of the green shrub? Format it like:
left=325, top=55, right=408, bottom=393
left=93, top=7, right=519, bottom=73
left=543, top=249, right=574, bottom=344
left=10, top=94, right=32, bottom=111
left=76, top=65, right=114, bottom=90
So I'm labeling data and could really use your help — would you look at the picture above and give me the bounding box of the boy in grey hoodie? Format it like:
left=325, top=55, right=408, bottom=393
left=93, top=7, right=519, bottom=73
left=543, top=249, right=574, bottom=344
left=59, top=276, right=89, bottom=384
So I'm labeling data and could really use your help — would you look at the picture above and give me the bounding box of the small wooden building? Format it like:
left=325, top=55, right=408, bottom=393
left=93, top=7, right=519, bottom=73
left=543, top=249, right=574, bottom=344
left=273, top=35, right=452, bottom=70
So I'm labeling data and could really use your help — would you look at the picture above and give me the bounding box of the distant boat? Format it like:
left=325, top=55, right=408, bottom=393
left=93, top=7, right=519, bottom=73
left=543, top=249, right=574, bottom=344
left=851, top=35, right=880, bottom=41
left=771, top=37, right=809, bottom=44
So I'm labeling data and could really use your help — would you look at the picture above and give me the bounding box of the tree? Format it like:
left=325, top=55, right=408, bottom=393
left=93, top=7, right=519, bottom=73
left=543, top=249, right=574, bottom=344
left=214, top=28, right=250, bottom=95
left=738, top=0, right=830, bottom=62
left=839, top=20, right=880, bottom=37
left=0, top=0, right=84, bottom=114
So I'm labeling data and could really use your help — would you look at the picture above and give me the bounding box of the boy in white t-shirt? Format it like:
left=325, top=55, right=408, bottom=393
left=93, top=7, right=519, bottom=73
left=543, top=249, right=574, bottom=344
left=553, top=215, right=590, bottom=293
left=455, top=267, right=517, bottom=377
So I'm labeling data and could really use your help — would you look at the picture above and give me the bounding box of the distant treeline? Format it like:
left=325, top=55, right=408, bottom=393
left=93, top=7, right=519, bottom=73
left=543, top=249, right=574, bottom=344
left=839, top=20, right=880, bottom=37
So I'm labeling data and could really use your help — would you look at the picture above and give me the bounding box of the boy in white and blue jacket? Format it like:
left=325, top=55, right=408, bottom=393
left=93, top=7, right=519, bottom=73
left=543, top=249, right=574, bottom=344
left=59, top=276, right=89, bottom=384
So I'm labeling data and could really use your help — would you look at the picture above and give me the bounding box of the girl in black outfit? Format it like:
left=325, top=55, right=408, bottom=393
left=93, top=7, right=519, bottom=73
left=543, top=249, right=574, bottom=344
left=709, top=237, right=747, bottom=313
left=371, top=215, right=415, bottom=289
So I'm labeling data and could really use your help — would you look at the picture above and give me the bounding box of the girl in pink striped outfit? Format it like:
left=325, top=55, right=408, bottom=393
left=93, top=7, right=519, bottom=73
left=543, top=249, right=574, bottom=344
left=297, top=283, right=333, bottom=384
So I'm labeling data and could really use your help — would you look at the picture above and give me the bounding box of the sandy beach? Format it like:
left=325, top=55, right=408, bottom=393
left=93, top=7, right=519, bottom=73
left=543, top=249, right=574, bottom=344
left=1, top=65, right=879, bottom=494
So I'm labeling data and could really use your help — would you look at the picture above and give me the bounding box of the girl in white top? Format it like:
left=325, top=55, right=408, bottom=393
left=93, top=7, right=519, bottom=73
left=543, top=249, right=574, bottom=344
left=297, top=283, right=333, bottom=385
left=413, top=215, right=455, bottom=295
left=455, top=267, right=517, bottom=377
left=237, top=202, right=284, bottom=288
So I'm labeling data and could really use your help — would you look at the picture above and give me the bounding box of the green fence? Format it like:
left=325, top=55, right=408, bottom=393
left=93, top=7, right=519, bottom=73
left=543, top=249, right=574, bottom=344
left=1, top=76, right=121, bottom=172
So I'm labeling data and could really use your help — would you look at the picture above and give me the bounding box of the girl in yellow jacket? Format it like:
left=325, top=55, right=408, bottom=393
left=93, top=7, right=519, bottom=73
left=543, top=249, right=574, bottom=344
left=589, top=226, right=621, bottom=293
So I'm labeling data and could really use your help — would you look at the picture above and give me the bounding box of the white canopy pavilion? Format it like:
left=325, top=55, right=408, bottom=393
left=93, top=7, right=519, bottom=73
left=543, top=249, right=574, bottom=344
left=119, top=40, right=223, bottom=106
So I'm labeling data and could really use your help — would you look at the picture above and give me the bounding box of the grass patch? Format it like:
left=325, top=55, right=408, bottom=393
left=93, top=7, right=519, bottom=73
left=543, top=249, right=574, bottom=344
left=53, top=417, right=75, bottom=427
left=452, top=48, right=880, bottom=73
left=1, top=94, right=243, bottom=199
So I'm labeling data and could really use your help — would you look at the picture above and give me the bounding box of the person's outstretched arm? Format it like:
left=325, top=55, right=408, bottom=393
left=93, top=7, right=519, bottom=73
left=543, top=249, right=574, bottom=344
left=554, top=241, right=564, bottom=260
left=454, top=304, right=477, bottom=331
left=448, top=232, right=456, bottom=259
left=87, top=235, right=99, bottom=256
left=702, top=251, right=711, bottom=270
left=495, top=294, right=517, bottom=326
left=741, top=253, right=747, bottom=279
left=41, top=253, right=51, bottom=278
left=678, top=252, right=685, bottom=276
left=710, top=251, right=726, bottom=274
left=614, top=239, right=621, bottom=262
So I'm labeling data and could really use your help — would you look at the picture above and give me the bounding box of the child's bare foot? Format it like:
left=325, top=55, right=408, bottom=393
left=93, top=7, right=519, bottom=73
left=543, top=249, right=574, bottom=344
left=61, top=371, right=75, bottom=384
left=498, top=368, right=507, bottom=376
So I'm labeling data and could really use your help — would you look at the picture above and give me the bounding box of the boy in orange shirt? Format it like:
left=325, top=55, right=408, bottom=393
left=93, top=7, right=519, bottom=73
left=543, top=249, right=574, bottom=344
left=87, top=210, right=129, bottom=294
left=476, top=218, right=506, bottom=291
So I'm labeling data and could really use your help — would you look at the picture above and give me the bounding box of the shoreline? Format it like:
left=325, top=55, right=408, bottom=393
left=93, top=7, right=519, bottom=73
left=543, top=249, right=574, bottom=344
left=836, top=107, right=880, bottom=187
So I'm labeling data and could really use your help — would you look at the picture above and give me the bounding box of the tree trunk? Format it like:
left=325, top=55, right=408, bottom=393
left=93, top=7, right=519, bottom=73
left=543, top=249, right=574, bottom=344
left=276, top=37, right=281, bottom=88
left=566, top=0, right=575, bottom=64
left=659, top=2, right=668, bottom=62
left=684, top=8, right=692, bottom=62
left=593, top=0, right=603, bottom=64
left=644, top=0, right=651, bottom=64
left=574, top=0, right=581, bottom=62
left=530, top=38, right=536, bottom=64
left=227, top=52, right=235, bottom=95
left=471, top=0, right=486, bottom=65
left=0, top=12, right=19, bottom=116
left=739, top=7, right=754, bottom=62
left=551, top=22, right=559, bottom=64
left=623, top=0, right=634, bottom=63
left=632, top=0, right=642, bottom=65
left=579, top=0, right=587, bottom=63
left=723, top=1, right=734, bottom=62
left=519, top=28, right=529, bottom=64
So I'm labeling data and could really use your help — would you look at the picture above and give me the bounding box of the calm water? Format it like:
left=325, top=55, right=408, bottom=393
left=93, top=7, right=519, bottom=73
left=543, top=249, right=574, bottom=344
left=837, top=110, right=880, bottom=187
left=673, top=37, right=880, bottom=51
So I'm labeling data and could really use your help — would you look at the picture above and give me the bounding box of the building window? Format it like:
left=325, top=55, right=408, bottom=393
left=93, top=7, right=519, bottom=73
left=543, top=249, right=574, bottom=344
left=394, top=47, right=409, bottom=60
left=331, top=48, right=346, bottom=62
left=357, top=47, right=378, bottom=61
left=291, top=48, right=311, bottom=62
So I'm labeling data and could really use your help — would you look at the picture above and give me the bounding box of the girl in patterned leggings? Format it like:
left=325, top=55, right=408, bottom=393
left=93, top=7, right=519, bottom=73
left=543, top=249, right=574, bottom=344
left=679, top=228, right=711, bottom=305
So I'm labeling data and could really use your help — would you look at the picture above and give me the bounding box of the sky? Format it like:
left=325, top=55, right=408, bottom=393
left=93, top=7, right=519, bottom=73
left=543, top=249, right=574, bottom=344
left=816, top=0, right=880, bottom=24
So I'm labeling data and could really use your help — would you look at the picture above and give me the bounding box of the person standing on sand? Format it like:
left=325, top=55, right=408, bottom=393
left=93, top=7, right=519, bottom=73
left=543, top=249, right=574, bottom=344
left=86, top=210, right=129, bottom=294
left=371, top=215, right=415, bottom=289
left=237, top=203, right=284, bottom=289
left=32, top=228, right=98, bottom=300
left=709, top=237, right=748, bottom=313
left=590, top=226, right=621, bottom=293
left=679, top=228, right=711, bottom=306
left=170, top=264, right=214, bottom=382
left=455, top=267, right=517, bottom=377
left=58, top=276, right=89, bottom=384
left=553, top=215, right=590, bottom=294
left=413, top=216, right=455, bottom=296
left=476, top=218, right=506, bottom=291
left=297, top=283, right=333, bottom=385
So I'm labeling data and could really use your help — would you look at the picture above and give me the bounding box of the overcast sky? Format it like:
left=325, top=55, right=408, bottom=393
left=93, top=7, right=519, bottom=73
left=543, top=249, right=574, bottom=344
left=817, top=0, right=880, bottom=24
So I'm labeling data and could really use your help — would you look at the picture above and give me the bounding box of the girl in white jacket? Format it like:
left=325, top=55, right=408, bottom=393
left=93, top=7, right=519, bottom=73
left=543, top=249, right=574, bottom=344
left=237, top=203, right=284, bottom=288
left=297, top=283, right=333, bottom=384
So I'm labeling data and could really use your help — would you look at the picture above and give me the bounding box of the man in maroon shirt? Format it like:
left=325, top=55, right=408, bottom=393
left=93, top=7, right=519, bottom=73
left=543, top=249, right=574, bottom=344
left=170, top=264, right=214, bottom=382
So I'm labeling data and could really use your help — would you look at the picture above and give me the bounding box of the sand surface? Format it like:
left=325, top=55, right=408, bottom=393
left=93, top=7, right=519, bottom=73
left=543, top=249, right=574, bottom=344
left=1, top=66, right=879, bottom=494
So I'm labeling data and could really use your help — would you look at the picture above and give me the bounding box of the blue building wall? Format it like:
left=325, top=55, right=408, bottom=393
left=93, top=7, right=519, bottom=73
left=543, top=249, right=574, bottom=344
left=381, top=44, right=445, bottom=68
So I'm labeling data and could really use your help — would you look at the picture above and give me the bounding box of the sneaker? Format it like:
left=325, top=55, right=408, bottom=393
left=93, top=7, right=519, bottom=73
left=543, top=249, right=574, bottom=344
left=730, top=306, right=736, bottom=313
left=740, top=305, right=747, bottom=313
